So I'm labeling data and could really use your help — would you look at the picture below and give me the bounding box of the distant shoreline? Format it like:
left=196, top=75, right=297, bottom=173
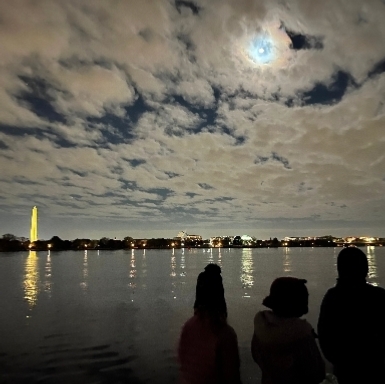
left=1, top=244, right=384, bottom=253
left=1, top=234, right=384, bottom=252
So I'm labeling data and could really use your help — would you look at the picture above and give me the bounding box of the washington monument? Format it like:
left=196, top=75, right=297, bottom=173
left=30, top=206, right=38, bottom=242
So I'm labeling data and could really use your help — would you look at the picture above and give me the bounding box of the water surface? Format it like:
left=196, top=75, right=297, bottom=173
left=0, top=247, right=384, bottom=383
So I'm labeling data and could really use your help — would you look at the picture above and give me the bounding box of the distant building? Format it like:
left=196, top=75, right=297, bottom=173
left=209, top=236, right=234, bottom=247
left=176, top=231, right=202, bottom=240
left=284, top=236, right=311, bottom=242
left=343, top=236, right=378, bottom=244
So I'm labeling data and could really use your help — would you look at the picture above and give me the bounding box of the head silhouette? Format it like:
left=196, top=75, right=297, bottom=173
left=337, top=247, right=368, bottom=279
left=194, top=263, right=227, bottom=318
left=263, top=277, right=309, bottom=318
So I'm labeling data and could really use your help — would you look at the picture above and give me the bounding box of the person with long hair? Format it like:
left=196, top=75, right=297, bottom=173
left=178, top=264, right=241, bottom=384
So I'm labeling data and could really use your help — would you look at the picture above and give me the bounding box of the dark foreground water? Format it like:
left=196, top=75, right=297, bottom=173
left=0, top=247, right=384, bottom=384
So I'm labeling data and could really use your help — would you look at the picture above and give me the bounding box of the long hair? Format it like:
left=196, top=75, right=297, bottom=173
left=194, top=264, right=228, bottom=328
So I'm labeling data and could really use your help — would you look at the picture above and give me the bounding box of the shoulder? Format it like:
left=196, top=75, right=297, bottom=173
left=181, top=315, right=199, bottom=331
left=320, top=286, right=339, bottom=306
left=366, top=283, right=385, bottom=294
left=365, top=284, right=385, bottom=303
left=254, top=310, right=269, bottom=323
left=291, top=317, right=314, bottom=338
left=220, top=323, right=238, bottom=340
left=323, top=286, right=337, bottom=297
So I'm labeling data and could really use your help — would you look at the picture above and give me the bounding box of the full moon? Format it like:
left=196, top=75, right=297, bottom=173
left=242, top=21, right=293, bottom=68
left=248, top=33, right=275, bottom=64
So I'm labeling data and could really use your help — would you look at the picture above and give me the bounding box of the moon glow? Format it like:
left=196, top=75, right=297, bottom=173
left=248, top=34, right=275, bottom=64
left=242, top=22, right=293, bottom=68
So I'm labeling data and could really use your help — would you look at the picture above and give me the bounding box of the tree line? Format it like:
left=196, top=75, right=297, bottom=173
left=1, top=233, right=384, bottom=252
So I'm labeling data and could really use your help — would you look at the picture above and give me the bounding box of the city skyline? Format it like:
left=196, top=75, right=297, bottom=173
left=1, top=1, right=385, bottom=240
left=7, top=205, right=385, bottom=243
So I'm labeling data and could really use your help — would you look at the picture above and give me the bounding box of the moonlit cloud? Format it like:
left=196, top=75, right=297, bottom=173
left=0, top=0, right=385, bottom=240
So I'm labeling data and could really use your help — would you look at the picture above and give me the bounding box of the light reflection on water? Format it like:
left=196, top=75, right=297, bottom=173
left=141, top=251, right=147, bottom=288
left=180, top=253, right=186, bottom=277
left=171, top=253, right=177, bottom=298
left=129, top=251, right=137, bottom=301
left=44, top=251, right=52, bottom=297
left=24, top=250, right=39, bottom=309
left=217, top=248, right=222, bottom=268
left=283, top=247, right=292, bottom=273
left=206, top=248, right=214, bottom=263
left=241, top=248, right=254, bottom=298
left=80, top=250, right=88, bottom=293
left=367, top=246, right=378, bottom=286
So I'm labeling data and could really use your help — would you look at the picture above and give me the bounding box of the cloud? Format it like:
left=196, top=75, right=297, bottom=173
left=0, top=0, right=384, bottom=239
left=52, top=64, right=135, bottom=118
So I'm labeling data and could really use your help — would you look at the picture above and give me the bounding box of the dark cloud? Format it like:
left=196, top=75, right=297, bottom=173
left=119, top=179, right=138, bottom=190
left=368, top=57, right=385, bottom=78
left=300, top=70, right=357, bottom=105
left=127, top=159, right=146, bottom=168
left=138, top=28, right=156, bottom=42
left=298, top=182, right=313, bottom=193
left=0, top=124, right=77, bottom=148
left=125, top=94, right=153, bottom=125
left=147, top=188, right=174, bottom=199
left=285, top=29, right=324, bottom=50
left=271, top=152, right=291, bottom=170
left=13, top=177, right=42, bottom=185
left=168, top=86, right=220, bottom=123
left=186, top=192, right=199, bottom=198
left=198, top=183, right=213, bottom=190
left=254, top=153, right=291, bottom=170
left=175, top=0, right=201, bottom=15
left=86, top=92, right=150, bottom=145
left=88, top=115, right=134, bottom=144
left=18, top=77, right=66, bottom=123
left=165, top=171, right=180, bottom=178
left=66, top=170, right=88, bottom=177
left=176, top=33, right=197, bottom=62
left=165, top=125, right=186, bottom=137
left=254, top=156, right=270, bottom=165
left=215, top=196, right=234, bottom=202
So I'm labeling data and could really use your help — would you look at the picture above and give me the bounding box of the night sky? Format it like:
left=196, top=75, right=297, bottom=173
left=1, top=0, right=385, bottom=240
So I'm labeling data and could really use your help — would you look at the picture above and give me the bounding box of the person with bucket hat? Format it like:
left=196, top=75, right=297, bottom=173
left=251, top=277, right=325, bottom=384
left=178, top=264, right=241, bottom=384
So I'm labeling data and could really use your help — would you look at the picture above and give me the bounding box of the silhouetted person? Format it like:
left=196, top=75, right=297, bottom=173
left=251, top=277, right=325, bottom=384
left=317, top=247, right=385, bottom=383
left=178, top=264, right=241, bottom=384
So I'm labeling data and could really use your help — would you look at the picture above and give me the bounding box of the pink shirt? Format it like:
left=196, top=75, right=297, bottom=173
left=178, top=314, right=241, bottom=384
